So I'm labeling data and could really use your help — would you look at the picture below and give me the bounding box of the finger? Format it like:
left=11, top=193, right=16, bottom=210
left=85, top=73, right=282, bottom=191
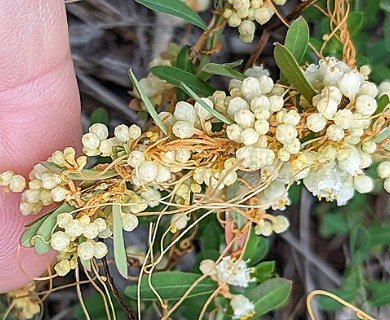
left=0, top=0, right=81, bottom=292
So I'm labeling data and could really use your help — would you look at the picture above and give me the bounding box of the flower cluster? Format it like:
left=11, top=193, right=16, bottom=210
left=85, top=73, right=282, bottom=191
left=223, top=0, right=287, bottom=43
left=0, top=170, right=26, bottom=193
left=7, top=283, right=40, bottom=319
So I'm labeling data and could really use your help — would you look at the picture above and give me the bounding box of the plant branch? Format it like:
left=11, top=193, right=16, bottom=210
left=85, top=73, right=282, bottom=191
left=102, top=257, right=137, bottom=320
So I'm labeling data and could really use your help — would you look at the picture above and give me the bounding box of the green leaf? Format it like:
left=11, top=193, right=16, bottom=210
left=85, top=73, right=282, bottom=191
left=134, top=0, right=206, bottom=30
left=176, top=46, right=195, bottom=100
left=129, top=69, right=168, bottom=135
left=274, top=43, right=317, bottom=103
left=317, top=288, right=358, bottom=311
left=201, top=63, right=245, bottom=80
left=347, top=12, right=364, bottom=35
left=349, top=226, right=370, bottom=263
left=223, top=60, right=244, bottom=68
left=203, top=222, right=222, bottom=252
left=367, top=224, right=390, bottom=248
left=376, top=94, right=389, bottom=114
left=385, top=15, right=390, bottom=52
left=320, top=213, right=349, bottom=237
left=243, top=230, right=269, bottom=267
left=125, top=272, right=218, bottom=300
left=285, top=17, right=309, bottom=65
left=112, top=205, right=128, bottom=278
left=33, top=203, right=76, bottom=254
left=20, top=214, right=50, bottom=248
left=90, top=108, right=109, bottom=126
left=367, top=281, right=390, bottom=306
left=151, top=66, right=216, bottom=97
left=180, top=82, right=233, bottom=124
left=248, top=278, right=292, bottom=316
left=252, top=261, right=276, bottom=282
left=67, top=169, right=118, bottom=181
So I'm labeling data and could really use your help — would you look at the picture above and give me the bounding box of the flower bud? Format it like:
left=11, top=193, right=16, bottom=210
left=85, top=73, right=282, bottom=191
left=255, top=6, right=274, bottom=25
left=171, top=213, right=188, bottom=231
left=255, top=219, right=273, bottom=236
left=230, top=294, right=254, bottom=319
left=9, top=175, right=26, bottom=193
left=241, top=128, right=260, bottom=145
left=129, top=124, right=142, bottom=139
left=355, top=95, right=377, bottom=116
left=54, top=260, right=71, bottom=277
left=82, top=133, right=101, bottom=150
left=174, top=101, right=197, bottom=124
left=0, top=170, right=14, bottom=187
left=51, top=187, right=68, bottom=202
left=326, top=124, right=344, bottom=142
left=78, top=242, right=95, bottom=261
left=65, top=220, right=84, bottom=237
left=361, top=141, right=376, bottom=154
left=89, top=123, right=109, bottom=140
left=172, top=121, right=195, bottom=139
left=51, top=231, right=71, bottom=251
left=272, top=215, right=290, bottom=233
left=353, top=175, right=374, bottom=194
left=138, top=161, right=158, bottom=182
left=94, top=242, right=108, bottom=259
left=127, top=151, right=145, bottom=167
left=377, top=161, right=390, bottom=179
left=122, top=214, right=139, bottom=232
left=57, top=212, right=73, bottom=228
left=114, top=124, right=130, bottom=142
left=199, top=259, right=216, bottom=276
left=227, top=124, right=243, bottom=142
left=269, top=95, right=284, bottom=112
left=384, top=177, right=390, bottom=193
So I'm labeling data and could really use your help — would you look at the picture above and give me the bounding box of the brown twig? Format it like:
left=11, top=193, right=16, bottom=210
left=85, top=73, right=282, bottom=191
left=245, top=0, right=318, bottom=69
left=102, top=257, right=137, bottom=320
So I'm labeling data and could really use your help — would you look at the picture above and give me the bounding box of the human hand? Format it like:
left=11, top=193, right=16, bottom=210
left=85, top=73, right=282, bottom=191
left=0, top=0, right=81, bottom=292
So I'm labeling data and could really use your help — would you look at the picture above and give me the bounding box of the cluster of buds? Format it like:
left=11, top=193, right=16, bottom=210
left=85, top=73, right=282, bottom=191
left=7, top=283, right=40, bottom=319
left=223, top=0, right=287, bottom=42
left=0, top=170, right=26, bottom=193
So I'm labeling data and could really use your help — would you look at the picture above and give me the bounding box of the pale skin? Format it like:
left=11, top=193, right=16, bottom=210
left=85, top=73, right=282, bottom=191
left=0, top=0, right=81, bottom=292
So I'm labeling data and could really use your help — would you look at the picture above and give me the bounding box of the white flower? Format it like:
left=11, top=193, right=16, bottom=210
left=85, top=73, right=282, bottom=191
left=171, top=213, right=188, bottom=231
left=227, top=124, right=243, bottom=142
left=272, top=216, right=290, bottom=233
left=175, top=149, right=192, bottom=163
left=0, top=170, right=14, bottom=186
left=326, top=124, right=344, bottom=142
left=258, top=75, right=274, bottom=94
left=230, top=294, right=255, bottom=319
left=194, top=98, right=213, bottom=120
left=216, top=256, right=254, bottom=287
left=82, top=132, right=101, bottom=150
left=234, top=109, right=255, bottom=128
left=241, top=77, right=261, bottom=99
left=255, top=219, right=273, bottom=236
left=127, top=151, right=145, bottom=167
left=41, top=173, right=62, bottom=190
left=122, top=214, right=139, bottom=232
left=9, top=175, right=26, bottom=193
left=384, top=177, right=390, bottom=193
left=338, top=146, right=361, bottom=175
left=241, top=128, right=259, bottom=145
left=227, top=13, right=241, bottom=27
left=78, top=241, right=95, bottom=261
left=23, top=189, right=41, bottom=203
left=83, top=224, right=100, bottom=240
left=283, top=110, right=300, bottom=126
left=156, top=165, right=172, bottom=183
left=114, top=124, right=130, bottom=142
left=238, top=20, right=256, bottom=43
left=355, top=95, right=377, bottom=116
left=334, top=109, right=353, bottom=129
left=254, top=119, right=269, bottom=135
left=89, top=123, right=109, bottom=140
left=254, top=6, right=274, bottom=25
left=316, top=97, right=338, bottom=119
left=172, top=121, right=195, bottom=139
left=141, top=187, right=161, bottom=207
left=57, top=212, right=73, bottom=228
left=93, top=218, right=107, bottom=233
left=353, top=175, right=374, bottom=194
left=51, top=231, right=70, bottom=251
left=276, top=124, right=297, bottom=144
left=129, top=124, right=142, bottom=139
left=138, top=161, right=158, bottom=183
left=94, top=242, right=108, bottom=259
left=51, top=187, right=68, bottom=202
left=307, top=113, right=327, bottom=132
left=361, top=141, right=376, bottom=154
left=338, top=71, right=364, bottom=99
left=250, top=95, right=270, bottom=112
left=65, top=220, right=84, bottom=237
left=377, top=161, right=390, bottom=179
left=54, top=260, right=71, bottom=277
left=173, top=101, right=197, bottom=123
left=227, top=97, right=249, bottom=117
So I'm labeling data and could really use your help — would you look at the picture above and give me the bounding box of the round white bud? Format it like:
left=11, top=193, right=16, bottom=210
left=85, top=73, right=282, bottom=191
left=255, top=219, right=273, bottom=236
left=51, top=231, right=71, bottom=251
left=227, top=124, right=243, bottom=142
left=241, top=128, right=259, bottom=145
left=227, top=97, right=249, bottom=117
left=78, top=242, right=96, bottom=261
left=82, top=132, right=101, bottom=151
left=228, top=13, right=241, bottom=27
left=238, top=20, right=256, bottom=43
left=127, top=151, right=145, bottom=167
left=199, top=259, right=216, bottom=276
left=258, top=75, right=274, bottom=93
left=276, top=124, right=297, bottom=144
left=254, top=6, right=274, bottom=25
left=272, top=216, right=290, bottom=233
left=316, top=98, right=338, bottom=119
left=326, top=124, right=345, bottom=141
left=234, top=109, right=255, bottom=128
left=283, top=110, right=300, bottom=126
left=41, top=173, right=61, bottom=190
left=334, top=109, right=353, bottom=129
left=114, top=124, right=130, bottom=142
left=254, top=119, right=269, bottom=135
left=172, top=121, right=195, bottom=139
left=54, top=260, right=71, bottom=277
left=9, top=175, right=26, bottom=193
left=355, top=95, right=377, bottom=116
left=175, top=150, right=192, bottom=163
left=241, top=77, right=261, bottom=100
left=230, top=295, right=254, bottom=319
left=122, top=214, right=139, bottom=232
left=174, top=101, right=197, bottom=123
left=250, top=95, right=270, bottom=112
left=306, top=113, right=327, bottom=132
left=51, top=187, right=68, bottom=202
left=129, top=124, right=141, bottom=139
left=338, top=71, right=364, bottom=99
left=24, top=189, right=41, bottom=204
left=269, top=95, right=284, bottom=112
left=83, top=224, right=100, bottom=240
left=65, top=220, right=84, bottom=237
left=138, top=161, right=158, bottom=183
left=377, top=161, right=390, bottom=179
left=0, top=170, right=14, bottom=186
left=94, top=242, right=108, bottom=259
left=89, top=123, right=109, bottom=140
left=384, top=177, right=390, bottom=193
left=171, top=213, right=188, bottom=230
left=156, top=165, right=172, bottom=183
left=57, top=212, right=73, bottom=228
left=194, top=98, right=213, bottom=120
left=93, top=218, right=107, bottom=233
left=361, top=141, right=376, bottom=154
left=353, top=175, right=374, bottom=194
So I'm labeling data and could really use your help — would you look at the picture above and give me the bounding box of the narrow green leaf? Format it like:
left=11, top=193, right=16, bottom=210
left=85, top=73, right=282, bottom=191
left=367, top=224, right=390, bottom=248
left=203, top=223, right=221, bottom=251
left=20, top=215, right=50, bottom=248
left=67, top=169, right=118, bottom=181
left=180, top=82, right=233, bottom=124
left=274, top=43, right=317, bottom=103
left=151, top=66, right=216, bottom=97
left=134, top=0, right=206, bottom=30
left=252, top=261, right=276, bottom=282
left=112, top=204, right=128, bottom=278
left=33, top=203, right=76, bottom=254
left=125, top=272, right=217, bottom=300
left=349, top=226, right=370, bottom=264
left=248, top=278, right=292, bottom=316
left=176, top=46, right=195, bottom=100
left=223, top=60, right=244, bottom=68
left=367, top=281, right=390, bottom=306
left=285, top=17, right=310, bottom=64
left=384, top=15, right=390, bottom=52
left=90, top=108, right=109, bottom=126
left=201, top=63, right=245, bottom=80
left=347, top=12, right=364, bottom=36
left=129, top=69, right=168, bottom=135
left=376, top=94, right=389, bottom=114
